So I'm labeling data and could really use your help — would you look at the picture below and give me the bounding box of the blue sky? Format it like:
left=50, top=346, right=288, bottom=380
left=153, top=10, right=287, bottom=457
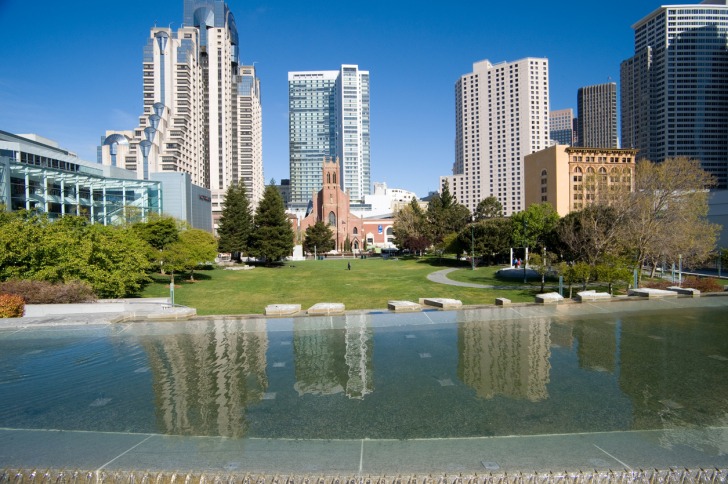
left=0, top=0, right=661, bottom=198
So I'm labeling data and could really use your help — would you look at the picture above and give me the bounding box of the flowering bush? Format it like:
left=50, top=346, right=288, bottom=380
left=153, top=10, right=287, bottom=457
left=0, top=293, right=25, bottom=318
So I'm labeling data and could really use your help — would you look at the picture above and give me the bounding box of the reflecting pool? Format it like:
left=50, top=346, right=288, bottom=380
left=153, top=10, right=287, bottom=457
left=1, top=298, right=727, bottom=447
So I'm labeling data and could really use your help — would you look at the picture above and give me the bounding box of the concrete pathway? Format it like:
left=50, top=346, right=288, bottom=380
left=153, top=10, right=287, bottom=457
left=427, top=268, right=496, bottom=288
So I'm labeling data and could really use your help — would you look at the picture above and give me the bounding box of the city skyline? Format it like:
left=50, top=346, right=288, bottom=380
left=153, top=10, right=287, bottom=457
left=0, top=0, right=676, bottom=198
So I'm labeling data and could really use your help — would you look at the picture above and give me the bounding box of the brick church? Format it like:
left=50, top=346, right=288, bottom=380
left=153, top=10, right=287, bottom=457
left=299, top=158, right=366, bottom=252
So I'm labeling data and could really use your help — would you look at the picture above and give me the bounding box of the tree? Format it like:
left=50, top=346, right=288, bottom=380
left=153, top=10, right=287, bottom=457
left=166, top=229, right=218, bottom=281
left=249, top=185, right=294, bottom=263
left=595, top=255, right=632, bottom=295
left=457, top=218, right=513, bottom=266
left=555, top=205, right=628, bottom=266
left=474, top=196, right=503, bottom=221
left=0, top=212, right=151, bottom=298
left=427, top=180, right=470, bottom=246
left=132, top=214, right=181, bottom=273
left=393, top=198, right=431, bottom=255
left=303, top=221, right=335, bottom=255
left=511, top=203, right=560, bottom=252
left=529, top=251, right=557, bottom=293
left=619, top=158, right=718, bottom=280
left=217, top=183, right=253, bottom=259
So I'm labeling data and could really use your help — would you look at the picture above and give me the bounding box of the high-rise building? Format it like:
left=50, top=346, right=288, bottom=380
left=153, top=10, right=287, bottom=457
left=99, top=0, right=264, bottom=225
left=443, top=58, right=550, bottom=216
left=577, top=83, right=618, bottom=148
left=621, top=0, right=728, bottom=188
left=288, top=65, right=370, bottom=213
left=549, top=109, right=576, bottom=146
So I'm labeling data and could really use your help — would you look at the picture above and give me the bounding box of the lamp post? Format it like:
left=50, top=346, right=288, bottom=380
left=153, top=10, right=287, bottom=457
left=471, top=217, right=475, bottom=271
left=523, top=220, right=528, bottom=283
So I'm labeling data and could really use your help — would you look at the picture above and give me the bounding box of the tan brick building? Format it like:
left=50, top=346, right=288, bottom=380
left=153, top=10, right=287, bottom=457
left=524, top=145, right=637, bottom=216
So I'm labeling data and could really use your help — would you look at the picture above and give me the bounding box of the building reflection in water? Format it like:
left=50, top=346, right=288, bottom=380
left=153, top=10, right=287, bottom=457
left=142, top=319, right=268, bottom=437
left=293, top=313, right=373, bottom=399
left=458, top=314, right=551, bottom=402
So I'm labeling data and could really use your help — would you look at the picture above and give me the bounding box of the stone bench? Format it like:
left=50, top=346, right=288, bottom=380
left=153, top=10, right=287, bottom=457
left=307, top=302, right=345, bottom=315
left=628, top=288, right=678, bottom=298
left=418, top=298, right=463, bottom=310
left=387, top=300, right=421, bottom=312
left=495, top=297, right=512, bottom=306
left=666, top=286, right=701, bottom=297
left=576, top=290, right=612, bottom=302
left=535, top=292, right=564, bottom=304
left=265, top=304, right=302, bottom=316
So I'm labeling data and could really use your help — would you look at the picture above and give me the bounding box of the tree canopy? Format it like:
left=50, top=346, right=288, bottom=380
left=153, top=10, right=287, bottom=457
left=474, top=196, right=504, bottom=220
left=217, top=182, right=253, bottom=257
left=249, top=185, right=295, bottom=263
left=303, top=221, right=335, bottom=254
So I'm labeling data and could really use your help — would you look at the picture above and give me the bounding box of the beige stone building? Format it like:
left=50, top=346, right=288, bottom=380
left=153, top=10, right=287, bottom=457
left=524, top=145, right=637, bottom=216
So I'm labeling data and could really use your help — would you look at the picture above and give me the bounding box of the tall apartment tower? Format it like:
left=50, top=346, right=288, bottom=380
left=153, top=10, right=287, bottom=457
left=288, top=65, right=370, bottom=213
left=549, top=108, right=576, bottom=145
left=621, top=0, right=728, bottom=188
left=577, top=83, right=618, bottom=148
left=99, top=0, right=264, bottom=220
left=442, top=58, right=550, bottom=216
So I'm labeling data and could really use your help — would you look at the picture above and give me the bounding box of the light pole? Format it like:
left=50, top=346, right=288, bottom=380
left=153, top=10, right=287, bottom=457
left=471, top=217, right=475, bottom=271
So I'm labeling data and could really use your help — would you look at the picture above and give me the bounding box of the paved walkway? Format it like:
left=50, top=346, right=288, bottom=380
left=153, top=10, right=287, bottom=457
left=427, top=268, right=496, bottom=288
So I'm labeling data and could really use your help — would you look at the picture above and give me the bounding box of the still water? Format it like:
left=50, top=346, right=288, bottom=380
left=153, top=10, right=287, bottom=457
left=0, top=303, right=726, bottom=442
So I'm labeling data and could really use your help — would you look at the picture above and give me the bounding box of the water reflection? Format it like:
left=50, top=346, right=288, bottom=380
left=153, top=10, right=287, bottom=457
left=293, top=314, right=373, bottom=399
left=458, top=314, right=551, bottom=402
left=142, top=319, right=268, bottom=437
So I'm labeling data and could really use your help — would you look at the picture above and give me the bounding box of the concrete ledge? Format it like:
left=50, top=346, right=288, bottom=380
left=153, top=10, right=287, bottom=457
left=535, top=292, right=564, bottom=304
left=265, top=304, right=302, bottom=316
left=307, top=302, right=345, bottom=315
left=495, top=297, right=512, bottom=306
left=576, top=290, right=612, bottom=302
left=419, top=298, right=463, bottom=310
left=146, top=307, right=197, bottom=321
left=667, top=286, right=701, bottom=297
left=628, top=288, right=678, bottom=298
left=387, top=300, right=421, bottom=312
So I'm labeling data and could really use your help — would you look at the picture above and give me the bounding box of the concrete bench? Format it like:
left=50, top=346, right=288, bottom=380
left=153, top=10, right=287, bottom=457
left=307, top=302, right=345, bottom=315
left=666, top=286, right=701, bottom=297
left=418, top=298, right=463, bottom=310
left=495, top=297, right=512, bottom=306
left=265, top=304, right=302, bottom=316
left=628, top=288, right=678, bottom=298
left=387, top=300, right=421, bottom=312
left=535, top=292, right=564, bottom=304
left=576, top=290, right=612, bottom=302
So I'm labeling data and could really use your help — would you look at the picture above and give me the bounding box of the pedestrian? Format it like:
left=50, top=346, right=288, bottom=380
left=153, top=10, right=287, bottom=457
left=347, top=261, right=351, bottom=271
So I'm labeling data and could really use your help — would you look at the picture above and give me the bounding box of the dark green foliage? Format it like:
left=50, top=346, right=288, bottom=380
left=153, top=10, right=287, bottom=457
left=304, top=221, right=335, bottom=254
left=458, top=218, right=513, bottom=265
left=249, top=185, right=295, bottom=263
left=510, top=203, right=559, bottom=251
left=427, top=180, right=471, bottom=246
left=217, top=183, right=253, bottom=256
left=474, top=196, right=504, bottom=220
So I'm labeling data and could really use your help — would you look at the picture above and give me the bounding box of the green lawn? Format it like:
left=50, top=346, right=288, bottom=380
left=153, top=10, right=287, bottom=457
left=141, top=257, right=541, bottom=315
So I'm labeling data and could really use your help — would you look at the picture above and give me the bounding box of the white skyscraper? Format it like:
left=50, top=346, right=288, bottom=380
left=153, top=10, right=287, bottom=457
left=99, top=0, right=264, bottom=221
left=288, top=65, right=370, bottom=213
left=442, top=58, right=550, bottom=216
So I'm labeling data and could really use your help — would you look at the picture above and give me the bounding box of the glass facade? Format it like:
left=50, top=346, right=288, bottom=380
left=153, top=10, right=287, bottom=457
left=1, top=131, right=161, bottom=225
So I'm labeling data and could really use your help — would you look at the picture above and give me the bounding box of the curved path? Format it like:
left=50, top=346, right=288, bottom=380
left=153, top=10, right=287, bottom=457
left=427, top=268, right=496, bottom=288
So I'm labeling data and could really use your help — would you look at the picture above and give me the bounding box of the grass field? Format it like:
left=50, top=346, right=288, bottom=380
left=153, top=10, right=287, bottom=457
left=141, top=256, right=543, bottom=315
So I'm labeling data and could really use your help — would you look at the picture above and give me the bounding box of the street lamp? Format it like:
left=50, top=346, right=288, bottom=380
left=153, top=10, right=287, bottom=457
left=471, top=217, right=475, bottom=271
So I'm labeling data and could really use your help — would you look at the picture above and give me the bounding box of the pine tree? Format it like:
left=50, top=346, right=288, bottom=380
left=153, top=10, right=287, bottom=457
left=303, top=221, right=335, bottom=254
left=217, top=183, right=253, bottom=259
left=249, top=185, right=294, bottom=264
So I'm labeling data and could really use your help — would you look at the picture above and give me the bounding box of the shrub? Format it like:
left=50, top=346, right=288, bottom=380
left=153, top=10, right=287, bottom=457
left=682, top=276, right=724, bottom=293
left=0, top=294, right=25, bottom=318
left=0, top=280, right=96, bottom=304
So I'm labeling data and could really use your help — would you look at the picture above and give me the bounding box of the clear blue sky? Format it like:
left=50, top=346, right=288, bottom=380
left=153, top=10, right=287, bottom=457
left=0, top=0, right=661, bottom=198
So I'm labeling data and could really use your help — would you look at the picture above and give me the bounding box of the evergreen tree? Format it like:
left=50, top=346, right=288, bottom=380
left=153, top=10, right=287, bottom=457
left=217, top=183, right=253, bottom=258
left=474, top=196, right=503, bottom=220
left=249, top=185, right=295, bottom=263
left=303, top=221, right=335, bottom=254
left=427, top=180, right=471, bottom=246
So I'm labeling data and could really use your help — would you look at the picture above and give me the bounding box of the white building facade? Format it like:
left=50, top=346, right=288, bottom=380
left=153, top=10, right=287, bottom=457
left=442, top=58, right=550, bottom=216
left=98, top=0, right=264, bottom=226
left=288, top=65, right=370, bottom=213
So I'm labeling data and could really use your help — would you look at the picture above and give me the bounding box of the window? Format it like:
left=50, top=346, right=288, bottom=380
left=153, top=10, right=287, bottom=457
left=328, top=211, right=336, bottom=227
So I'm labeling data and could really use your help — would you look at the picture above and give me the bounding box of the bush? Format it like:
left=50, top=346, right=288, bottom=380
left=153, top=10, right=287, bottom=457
left=0, top=280, right=96, bottom=304
left=0, top=294, right=25, bottom=318
left=682, top=275, right=724, bottom=293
